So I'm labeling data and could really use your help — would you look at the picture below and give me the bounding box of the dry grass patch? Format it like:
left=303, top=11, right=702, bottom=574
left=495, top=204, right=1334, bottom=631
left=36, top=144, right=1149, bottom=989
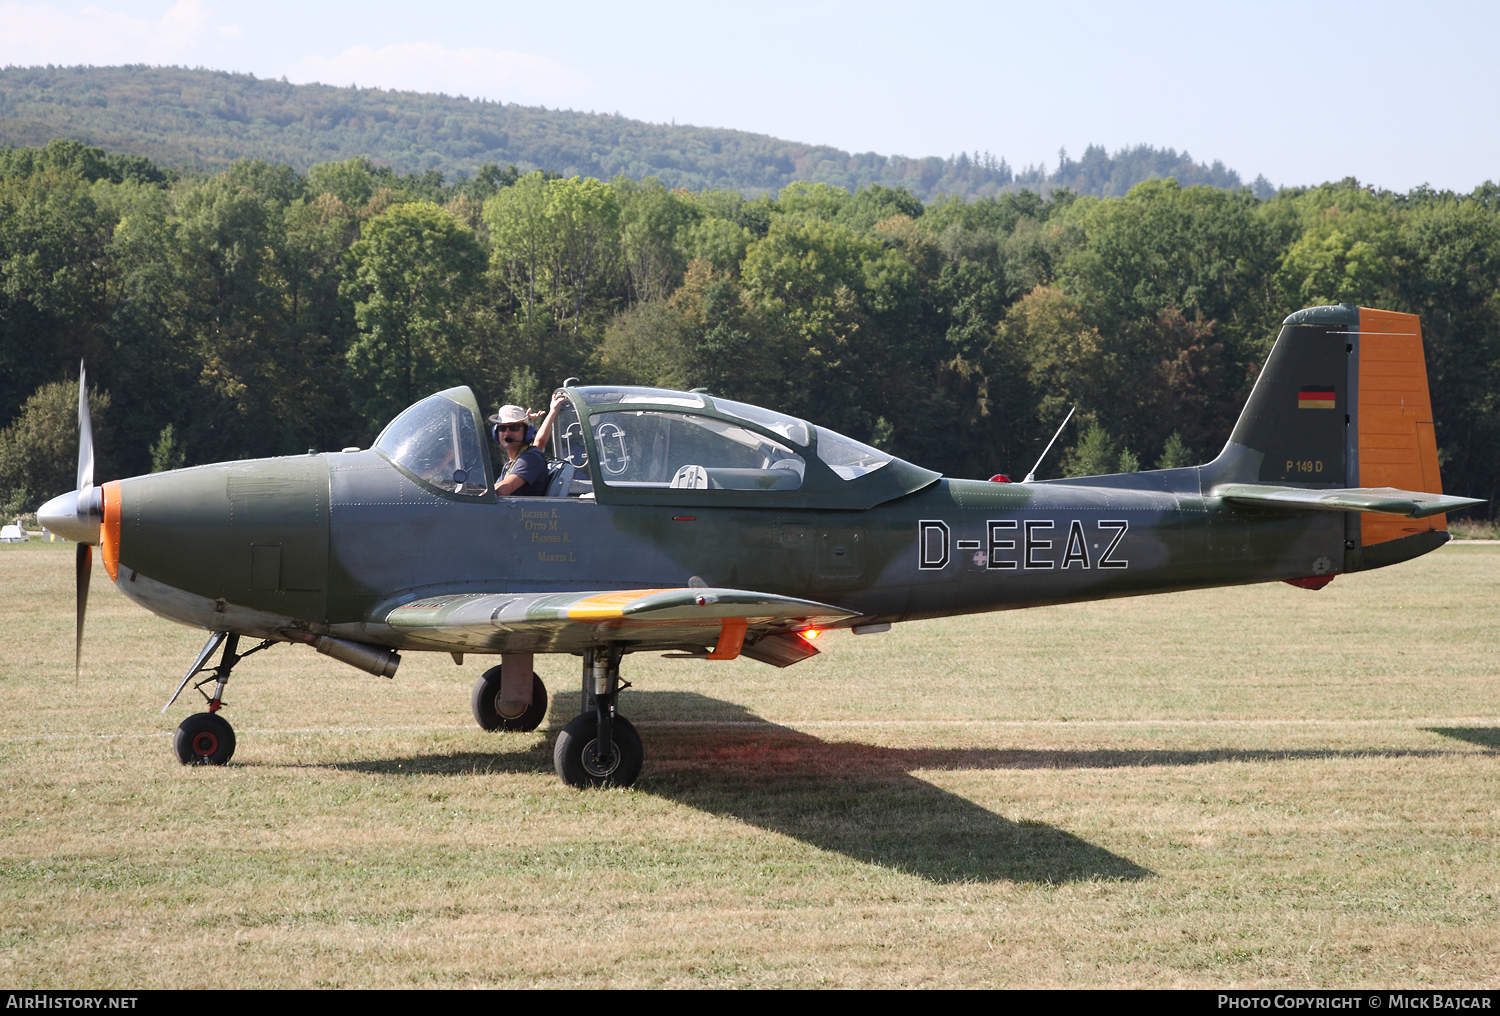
left=0, top=541, right=1496, bottom=986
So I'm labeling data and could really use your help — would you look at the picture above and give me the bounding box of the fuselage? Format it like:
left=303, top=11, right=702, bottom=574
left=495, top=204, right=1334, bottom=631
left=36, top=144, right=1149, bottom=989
left=103, top=447, right=1362, bottom=654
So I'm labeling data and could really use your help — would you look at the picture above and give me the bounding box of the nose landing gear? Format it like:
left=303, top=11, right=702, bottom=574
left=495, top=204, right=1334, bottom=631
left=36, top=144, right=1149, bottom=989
left=163, top=631, right=275, bottom=766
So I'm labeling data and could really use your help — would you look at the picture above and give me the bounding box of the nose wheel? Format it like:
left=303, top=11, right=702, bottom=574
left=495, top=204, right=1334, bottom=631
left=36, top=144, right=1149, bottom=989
left=162, top=631, right=274, bottom=767
left=173, top=712, right=236, bottom=765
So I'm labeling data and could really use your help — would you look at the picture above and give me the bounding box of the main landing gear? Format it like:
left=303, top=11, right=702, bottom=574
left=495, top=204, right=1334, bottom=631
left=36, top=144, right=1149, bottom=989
left=471, top=664, right=549, bottom=732
left=163, top=631, right=274, bottom=766
left=469, top=650, right=639, bottom=788
left=554, top=646, right=642, bottom=789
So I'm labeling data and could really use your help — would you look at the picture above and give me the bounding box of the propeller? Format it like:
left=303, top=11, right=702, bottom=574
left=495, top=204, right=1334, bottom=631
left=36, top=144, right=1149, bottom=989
left=37, top=362, right=101, bottom=681
left=75, top=363, right=93, bottom=681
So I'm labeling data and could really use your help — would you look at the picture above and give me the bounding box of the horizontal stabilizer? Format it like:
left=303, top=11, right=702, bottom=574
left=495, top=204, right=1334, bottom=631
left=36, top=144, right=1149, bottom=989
left=1213, top=484, right=1483, bottom=519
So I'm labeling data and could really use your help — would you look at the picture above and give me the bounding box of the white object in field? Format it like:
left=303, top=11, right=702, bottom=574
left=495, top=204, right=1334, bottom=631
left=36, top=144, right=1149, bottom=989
left=0, top=524, right=28, bottom=543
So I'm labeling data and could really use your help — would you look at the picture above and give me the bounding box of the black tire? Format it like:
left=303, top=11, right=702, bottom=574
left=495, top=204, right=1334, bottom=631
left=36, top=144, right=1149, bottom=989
left=553, top=712, right=643, bottom=788
left=173, top=712, right=235, bottom=766
left=470, top=668, right=548, bottom=732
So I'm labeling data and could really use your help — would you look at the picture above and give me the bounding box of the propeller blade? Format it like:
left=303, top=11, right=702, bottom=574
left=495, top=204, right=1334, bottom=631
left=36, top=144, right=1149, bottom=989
left=75, top=542, right=91, bottom=681
left=76, top=360, right=94, bottom=493
left=71, top=363, right=97, bottom=682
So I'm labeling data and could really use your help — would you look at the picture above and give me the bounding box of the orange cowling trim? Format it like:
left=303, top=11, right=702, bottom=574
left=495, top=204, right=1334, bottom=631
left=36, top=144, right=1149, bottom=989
left=100, top=480, right=121, bottom=581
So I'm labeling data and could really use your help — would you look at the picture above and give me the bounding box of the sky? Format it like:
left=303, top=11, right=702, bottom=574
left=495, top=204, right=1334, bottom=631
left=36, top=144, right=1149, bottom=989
left=0, top=0, right=1495, bottom=192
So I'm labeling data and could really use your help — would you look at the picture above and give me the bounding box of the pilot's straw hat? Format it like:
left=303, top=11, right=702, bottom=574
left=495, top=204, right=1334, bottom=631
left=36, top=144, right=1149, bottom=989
left=489, top=405, right=528, bottom=424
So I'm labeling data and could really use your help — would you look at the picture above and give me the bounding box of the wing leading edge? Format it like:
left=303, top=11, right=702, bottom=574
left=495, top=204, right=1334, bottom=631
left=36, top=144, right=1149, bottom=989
left=379, top=587, right=856, bottom=664
left=1213, top=484, right=1482, bottom=519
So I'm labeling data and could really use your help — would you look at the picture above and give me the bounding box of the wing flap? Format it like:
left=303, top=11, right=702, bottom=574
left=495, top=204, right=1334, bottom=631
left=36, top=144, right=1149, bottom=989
left=1213, top=484, right=1483, bottom=519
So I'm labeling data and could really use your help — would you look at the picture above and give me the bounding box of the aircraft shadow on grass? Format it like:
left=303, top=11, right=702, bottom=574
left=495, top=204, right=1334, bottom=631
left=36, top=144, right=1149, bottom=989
left=1423, top=727, right=1500, bottom=750
left=333, top=690, right=1160, bottom=885
left=327, top=691, right=1491, bottom=884
left=331, top=692, right=1488, bottom=884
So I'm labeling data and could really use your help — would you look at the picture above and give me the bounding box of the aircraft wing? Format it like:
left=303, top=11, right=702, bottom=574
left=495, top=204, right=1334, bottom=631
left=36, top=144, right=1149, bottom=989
left=377, top=586, right=857, bottom=664
left=1212, top=484, right=1483, bottom=519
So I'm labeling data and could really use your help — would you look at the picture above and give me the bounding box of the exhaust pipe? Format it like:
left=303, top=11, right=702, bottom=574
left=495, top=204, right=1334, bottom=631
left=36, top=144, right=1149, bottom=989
left=286, top=632, right=400, bottom=678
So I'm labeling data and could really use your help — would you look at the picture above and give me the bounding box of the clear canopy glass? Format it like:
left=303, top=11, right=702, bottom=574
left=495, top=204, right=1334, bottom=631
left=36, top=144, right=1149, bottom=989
left=591, top=411, right=804, bottom=491
left=710, top=397, right=812, bottom=447
left=375, top=393, right=489, bottom=496
left=575, top=386, right=706, bottom=409
left=814, top=426, right=892, bottom=480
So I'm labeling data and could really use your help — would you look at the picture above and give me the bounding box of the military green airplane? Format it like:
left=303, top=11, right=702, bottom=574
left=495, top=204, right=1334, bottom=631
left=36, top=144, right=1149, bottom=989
left=39, top=303, right=1482, bottom=788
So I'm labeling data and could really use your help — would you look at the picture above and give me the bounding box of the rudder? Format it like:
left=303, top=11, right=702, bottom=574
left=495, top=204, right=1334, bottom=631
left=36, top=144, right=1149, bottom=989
left=1206, top=303, right=1449, bottom=567
left=1354, top=308, right=1445, bottom=547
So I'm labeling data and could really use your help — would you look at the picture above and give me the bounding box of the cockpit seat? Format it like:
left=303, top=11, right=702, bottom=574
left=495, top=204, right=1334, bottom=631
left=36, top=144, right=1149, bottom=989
left=546, top=461, right=575, bottom=497
left=669, top=464, right=710, bottom=489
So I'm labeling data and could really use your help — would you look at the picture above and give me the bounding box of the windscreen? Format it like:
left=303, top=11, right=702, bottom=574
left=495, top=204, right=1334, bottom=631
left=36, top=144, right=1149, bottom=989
left=375, top=394, right=489, bottom=496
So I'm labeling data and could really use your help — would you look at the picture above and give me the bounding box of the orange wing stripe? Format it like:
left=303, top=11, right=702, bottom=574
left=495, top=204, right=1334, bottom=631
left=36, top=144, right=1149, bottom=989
left=566, top=588, right=677, bottom=619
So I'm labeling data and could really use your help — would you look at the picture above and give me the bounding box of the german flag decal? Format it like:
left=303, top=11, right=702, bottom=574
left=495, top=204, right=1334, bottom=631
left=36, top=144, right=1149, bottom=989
left=1299, top=386, right=1336, bottom=409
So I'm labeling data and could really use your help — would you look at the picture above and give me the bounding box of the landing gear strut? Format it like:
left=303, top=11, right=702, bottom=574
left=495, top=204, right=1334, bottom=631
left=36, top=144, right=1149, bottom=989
left=163, top=631, right=274, bottom=766
left=554, top=645, right=642, bottom=788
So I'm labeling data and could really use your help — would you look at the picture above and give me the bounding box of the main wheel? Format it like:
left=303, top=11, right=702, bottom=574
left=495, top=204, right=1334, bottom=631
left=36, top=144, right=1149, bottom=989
left=553, top=712, right=643, bottom=789
left=471, top=668, right=548, bottom=732
left=173, top=712, right=236, bottom=766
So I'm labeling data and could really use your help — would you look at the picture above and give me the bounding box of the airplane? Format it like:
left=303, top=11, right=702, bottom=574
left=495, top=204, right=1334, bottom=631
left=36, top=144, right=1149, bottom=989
left=38, top=303, right=1482, bottom=788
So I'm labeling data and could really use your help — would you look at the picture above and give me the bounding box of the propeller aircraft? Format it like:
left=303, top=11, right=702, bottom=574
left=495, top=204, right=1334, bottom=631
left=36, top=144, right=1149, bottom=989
left=38, top=303, right=1482, bottom=788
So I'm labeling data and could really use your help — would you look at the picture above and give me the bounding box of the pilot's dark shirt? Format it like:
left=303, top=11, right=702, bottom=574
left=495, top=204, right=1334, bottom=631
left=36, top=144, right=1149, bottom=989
left=503, top=446, right=550, bottom=497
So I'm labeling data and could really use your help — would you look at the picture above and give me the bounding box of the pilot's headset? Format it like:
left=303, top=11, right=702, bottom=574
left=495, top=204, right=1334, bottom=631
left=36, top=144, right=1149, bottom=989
left=488, top=420, right=538, bottom=445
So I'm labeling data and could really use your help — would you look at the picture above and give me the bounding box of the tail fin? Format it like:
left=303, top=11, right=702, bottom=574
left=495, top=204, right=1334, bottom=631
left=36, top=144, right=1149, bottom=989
left=1205, top=304, right=1464, bottom=567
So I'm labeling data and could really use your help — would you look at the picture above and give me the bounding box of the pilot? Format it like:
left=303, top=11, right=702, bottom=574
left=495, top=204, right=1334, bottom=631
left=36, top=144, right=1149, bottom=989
left=490, top=392, right=567, bottom=497
left=491, top=404, right=549, bottom=497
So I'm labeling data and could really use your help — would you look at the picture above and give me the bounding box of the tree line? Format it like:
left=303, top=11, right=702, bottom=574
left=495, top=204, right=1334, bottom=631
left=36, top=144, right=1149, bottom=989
left=2, top=138, right=1498, bottom=518
left=1, top=66, right=1249, bottom=201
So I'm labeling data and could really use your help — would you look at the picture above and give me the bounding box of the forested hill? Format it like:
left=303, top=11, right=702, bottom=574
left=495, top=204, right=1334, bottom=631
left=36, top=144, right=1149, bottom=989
left=0, top=65, right=1251, bottom=200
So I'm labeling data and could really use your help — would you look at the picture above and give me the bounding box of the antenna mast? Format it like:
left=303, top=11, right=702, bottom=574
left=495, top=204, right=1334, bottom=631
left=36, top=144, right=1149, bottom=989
left=1022, top=406, right=1076, bottom=483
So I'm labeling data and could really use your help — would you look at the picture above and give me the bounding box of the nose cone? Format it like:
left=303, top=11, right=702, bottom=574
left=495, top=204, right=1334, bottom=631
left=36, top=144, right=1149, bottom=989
left=38, top=488, right=101, bottom=544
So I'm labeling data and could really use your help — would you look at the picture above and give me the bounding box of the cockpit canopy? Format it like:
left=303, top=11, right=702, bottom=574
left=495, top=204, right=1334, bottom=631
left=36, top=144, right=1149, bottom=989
left=554, top=386, right=938, bottom=509
left=561, top=387, right=896, bottom=491
left=372, top=383, right=940, bottom=510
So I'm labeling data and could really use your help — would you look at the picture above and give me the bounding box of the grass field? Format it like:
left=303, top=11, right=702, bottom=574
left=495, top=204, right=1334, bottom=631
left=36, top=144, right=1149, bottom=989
left=0, top=539, right=1496, bottom=988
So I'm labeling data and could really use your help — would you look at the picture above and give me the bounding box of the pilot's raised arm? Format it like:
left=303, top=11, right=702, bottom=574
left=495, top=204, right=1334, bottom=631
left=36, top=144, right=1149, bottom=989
left=528, top=390, right=568, bottom=452
left=490, top=404, right=550, bottom=497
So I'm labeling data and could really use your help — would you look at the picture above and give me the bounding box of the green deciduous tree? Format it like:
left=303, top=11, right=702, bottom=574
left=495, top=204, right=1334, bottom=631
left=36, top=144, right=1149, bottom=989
left=616, top=178, right=698, bottom=303
left=545, top=176, right=621, bottom=334
left=342, top=201, right=487, bottom=427
left=0, top=380, right=109, bottom=510
left=485, top=170, right=551, bottom=321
